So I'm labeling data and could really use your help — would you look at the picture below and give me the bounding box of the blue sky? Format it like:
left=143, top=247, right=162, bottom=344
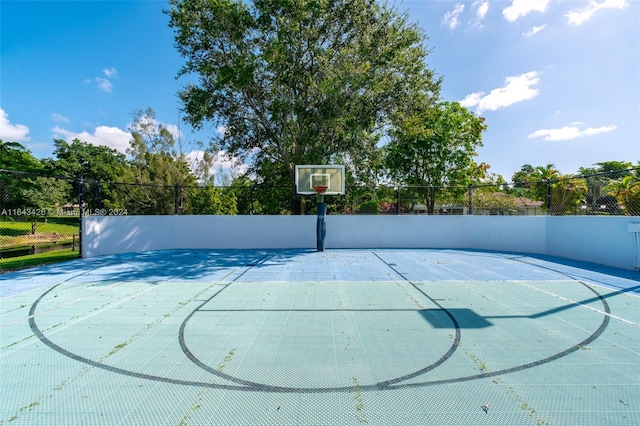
left=1, top=0, right=638, bottom=181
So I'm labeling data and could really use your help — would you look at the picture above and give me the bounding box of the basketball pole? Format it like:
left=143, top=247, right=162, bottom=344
left=315, top=186, right=327, bottom=252
left=316, top=201, right=327, bottom=252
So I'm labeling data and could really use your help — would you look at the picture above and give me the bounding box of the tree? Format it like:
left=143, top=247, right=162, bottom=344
left=384, top=101, right=486, bottom=214
left=45, top=138, right=128, bottom=210
left=0, top=140, right=41, bottom=172
left=0, top=141, right=76, bottom=233
left=522, top=164, right=560, bottom=205
left=188, top=184, right=238, bottom=215
left=475, top=166, right=506, bottom=191
left=606, top=174, right=640, bottom=215
left=120, top=108, right=198, bottom=214
left=0, top=140, right=43, bottom=211
left=531, top=164, right=560, bottom=181
left=590, top=161, right=633, bottom=178
left=550, top=176, right=588, bottom=215
left=21, top=177, right=71, bottom=233
left=472, top=191, right=520, bottom=215
left=578, top=161, right=633, bottom=212
left=167, top=0, right=441, bottom=213
left=509, top=164, right=535, bottom=196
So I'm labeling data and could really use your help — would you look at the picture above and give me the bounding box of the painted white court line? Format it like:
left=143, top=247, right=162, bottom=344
left=514, top=280, right=639, bottom=328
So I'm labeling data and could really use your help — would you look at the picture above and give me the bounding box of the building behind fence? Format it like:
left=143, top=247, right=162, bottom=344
left=1, top=168, right=639, bottom=265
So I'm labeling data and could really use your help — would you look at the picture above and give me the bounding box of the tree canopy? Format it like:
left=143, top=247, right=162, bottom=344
left=0, top=140, right=43, bottom=211
left=167, top=0, right=441, bottom=213
left=384, top=101, right=487, bottom=214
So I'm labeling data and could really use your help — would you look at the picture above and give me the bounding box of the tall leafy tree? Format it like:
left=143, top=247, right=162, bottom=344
left=188, top=184, right=238, bottom=214
left=1, top=140, right=41, bottom=172
left=120, top=108, right=197, bottom=214
left=384, top=101, right=486, bottom=214
left=45, top=138, right=128, bottom=210
left=48, top=139, right=127, bottom=181
left=578, top=161, right=633, bottom=210
left=0, top=140, right=43, bottom=211
left=21, top=177, right=71, bottom=233
left=0, top=141, right=73, bottom=232
left=589, top=161, right=633, bottom=178
left=167, top=0, right=440, bottom=213
left=509, top=164, right=536, bottom=196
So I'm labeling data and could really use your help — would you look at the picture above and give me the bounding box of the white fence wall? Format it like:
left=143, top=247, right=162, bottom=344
left=546, top=217, right=640, bottom=270
left=83, top=215, right=640, bottom=270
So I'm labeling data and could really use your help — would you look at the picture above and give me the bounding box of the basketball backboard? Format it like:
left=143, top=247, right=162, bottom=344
left=295, top=165, right=345, bottom=195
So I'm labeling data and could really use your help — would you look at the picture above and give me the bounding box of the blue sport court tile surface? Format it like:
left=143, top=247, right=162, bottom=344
left=1, top=249, right=639, bottom=425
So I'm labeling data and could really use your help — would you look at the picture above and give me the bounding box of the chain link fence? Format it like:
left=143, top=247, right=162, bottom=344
left=1, top=170, right=81, bottom=270
left=2, top=168, right=639, bottom=269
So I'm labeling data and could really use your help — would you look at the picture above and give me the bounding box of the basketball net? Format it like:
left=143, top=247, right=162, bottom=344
left=313, top=185, right=328, bottom=202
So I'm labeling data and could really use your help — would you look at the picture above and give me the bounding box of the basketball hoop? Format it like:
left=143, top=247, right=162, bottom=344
left=313, top=185, right=328, bottom=194
left=313, top=185, right=328, bottom=203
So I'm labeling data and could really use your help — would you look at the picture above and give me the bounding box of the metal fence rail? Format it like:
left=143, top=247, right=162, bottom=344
left=2, top=168, right=639, bottom=268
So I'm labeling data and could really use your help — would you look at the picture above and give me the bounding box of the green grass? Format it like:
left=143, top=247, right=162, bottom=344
left=0, top=218, right=79, bottom=271
left=0, top=219, right=78, bottom=237
left=0, top=248, right=79, bottom=272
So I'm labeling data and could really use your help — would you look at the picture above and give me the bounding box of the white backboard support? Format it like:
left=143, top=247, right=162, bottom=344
left=295, top=165, right=345, bottom=195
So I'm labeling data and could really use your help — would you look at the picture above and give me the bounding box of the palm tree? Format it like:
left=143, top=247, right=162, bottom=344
left=551, top=177, right=588, bottom=215
left=525, top=164, right=560, bottom=207
left=606, top=175, right=640, bottom=215
left=532, top=164, right=560, bottom=181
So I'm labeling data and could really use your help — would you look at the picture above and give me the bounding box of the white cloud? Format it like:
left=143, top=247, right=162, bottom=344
left=460, top=71, right=540, bottom=114
left=566, top=0, right=627, bottom=26
left=52, top=125, right=131, bottom=153
left=502, top=0, right=549, bottom=22
left=84, top=68, right=117, bottom=92
left=103, top=67, right=118, bottom=78
left=528, top=124, right=617, bottom=141
left=443, top=3, right=465, bottom=29
left=84, top=76, right=113, bottom=92
left=94, top=77, right=113, bottom=93
left=523, top=25, right=546, bottom=37
left=469, top=1, right=490, bottom=27
left=0, top=107, right=30, bottom=141
left=475, top=1, right=489, bottom=20
left=51, top=113, right=70, bottom=123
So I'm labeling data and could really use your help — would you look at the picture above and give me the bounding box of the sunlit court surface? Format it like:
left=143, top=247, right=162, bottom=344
left=1, top=249, right=638, bottom=425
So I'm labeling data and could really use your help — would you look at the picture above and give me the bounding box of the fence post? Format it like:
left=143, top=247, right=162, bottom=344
left=78, top=177, right=84, bottom=258
left=96, top=180, right=102, bottom=209
left=174, top=184, right=179, bottom=215
left=250, top=185, right=255, bottom=215
left=395, top=186, right=400, bottom=215
left=468, top=184, right=473, bottom=215
left=546, top=179, right=552, bottom=214
left=593, top=176, right=600, bottom=213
